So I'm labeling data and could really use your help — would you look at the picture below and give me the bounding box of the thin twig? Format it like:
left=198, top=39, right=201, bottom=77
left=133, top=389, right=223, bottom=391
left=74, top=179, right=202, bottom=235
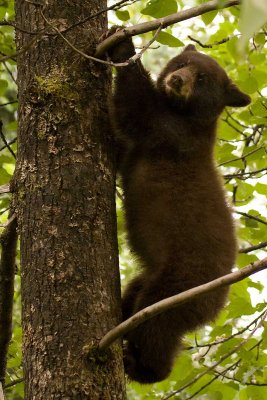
left=162, top=311, right=267, bottom=399
left=236, top=211, right=267, bottom=227
left=40, top=10, right=127, bottom=67
left=0, top=214, right=16, bottom=228
left=239, top=241, right=267, bottom=253
left=0, top=101, right=17, bottom=108
left=187, top=308, right=267, bottom=350
left=4, top=377, right=24, bottom=389
left=62, top=0, right=140, bottom=36
left=0, top=122, right=16, bottom=159
left=224, top=167, right=267, bottom=180
left=2, top=62, right=16, bottom=84
left=218, top=146, right=265, bottom=167
left=188, top=34, right=234, bottom=48
left=0, top=0, right=140, bottom=36
left=130, top=23, right=163, bottom=61
left=0, top=138, right=17, bottom=153
left=0, top=31, right=44, bottom=63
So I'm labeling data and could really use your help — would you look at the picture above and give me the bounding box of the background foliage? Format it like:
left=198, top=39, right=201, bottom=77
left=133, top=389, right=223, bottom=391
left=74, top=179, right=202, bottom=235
left=0, top=0, right=266, bottom=399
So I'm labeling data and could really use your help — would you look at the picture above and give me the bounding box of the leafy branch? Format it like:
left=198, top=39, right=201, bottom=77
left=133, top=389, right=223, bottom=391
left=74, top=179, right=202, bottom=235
left=4, top=0, right=241, bottom=67
left=163, top=310, right=266, bottom=399
left=95, top=0, right=240, bottom=57
left=187, top=308, right=267, bottom=350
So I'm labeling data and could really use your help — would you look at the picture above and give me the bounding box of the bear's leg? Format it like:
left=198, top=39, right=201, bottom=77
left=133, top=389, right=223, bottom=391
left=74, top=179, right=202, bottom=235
left=123, top=268, right=229, bottom=383
left=124, top=309, right=183, bottom=383
left=122, top=274, right=145, bottom=321
left=123, top=273, right=185, bottom=383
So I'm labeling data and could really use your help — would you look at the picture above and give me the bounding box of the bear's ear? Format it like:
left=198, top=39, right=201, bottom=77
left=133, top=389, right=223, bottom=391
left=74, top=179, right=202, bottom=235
left=225, top=81, right=251, bottom=107
left=183, top=44, right=197, bottom=52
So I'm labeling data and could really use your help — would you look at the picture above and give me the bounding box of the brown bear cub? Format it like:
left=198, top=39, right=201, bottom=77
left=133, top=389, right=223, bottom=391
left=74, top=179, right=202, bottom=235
left=106, top=28, right=251, bottom=384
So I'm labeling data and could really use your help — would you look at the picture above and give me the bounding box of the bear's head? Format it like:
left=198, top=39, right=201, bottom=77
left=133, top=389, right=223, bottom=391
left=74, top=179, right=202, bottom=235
left=157, top=45, right=251, bottom=120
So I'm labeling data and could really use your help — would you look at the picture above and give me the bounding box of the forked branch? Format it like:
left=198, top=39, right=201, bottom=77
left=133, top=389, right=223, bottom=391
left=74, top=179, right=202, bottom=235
left=95, top=0, right=240, bottom=57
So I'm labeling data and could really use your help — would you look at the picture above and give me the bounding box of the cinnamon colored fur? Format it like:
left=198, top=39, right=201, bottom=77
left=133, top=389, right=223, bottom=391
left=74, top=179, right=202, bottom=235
left=106, top=28, right=251, bottom=383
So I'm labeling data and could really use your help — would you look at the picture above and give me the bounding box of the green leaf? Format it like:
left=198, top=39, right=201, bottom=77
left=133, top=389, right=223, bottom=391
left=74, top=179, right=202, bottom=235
left=201, top=10, right=218, bottom=25
left=238, top=76, right=258, bottom=94
left=237, top=253, right=258, bottom=268
left=251, top=99, right=267, bottom=117
left=255, top=32, right=266, bottom=45
left=155, top=31, right=184, bottom=47
left=0, top=79, right=8, bottom=95
left=141, top=0, right=177, bottom=18
left=245, top=386, right=267, bottom=400
left=238, top=0, right=267, bottom=53
left=115, top=10, right=130, bottom=21
left=0, top=167, right=11, bottom=184
left=255, top=183, right=267, bottom=195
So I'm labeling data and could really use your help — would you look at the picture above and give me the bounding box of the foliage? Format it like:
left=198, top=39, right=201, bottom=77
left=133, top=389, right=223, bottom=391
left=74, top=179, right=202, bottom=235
left=0, top=0, right=266, bottom=399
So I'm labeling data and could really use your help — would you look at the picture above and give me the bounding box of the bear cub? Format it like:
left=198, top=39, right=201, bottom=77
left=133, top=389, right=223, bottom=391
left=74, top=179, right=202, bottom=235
left=106, top=27, right=251, bottom=384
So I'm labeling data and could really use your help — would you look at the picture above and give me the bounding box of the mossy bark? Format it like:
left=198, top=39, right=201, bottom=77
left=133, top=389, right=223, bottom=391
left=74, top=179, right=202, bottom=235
left=14, top=1, right=125, bottom=398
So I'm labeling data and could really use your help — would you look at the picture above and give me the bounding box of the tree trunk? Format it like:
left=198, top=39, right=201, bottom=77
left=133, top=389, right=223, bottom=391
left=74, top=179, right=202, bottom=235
left=14, top=1, right=125, bottom=398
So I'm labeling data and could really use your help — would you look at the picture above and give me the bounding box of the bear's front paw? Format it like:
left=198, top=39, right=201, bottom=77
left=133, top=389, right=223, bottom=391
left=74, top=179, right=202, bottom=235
left=100, top=25, right=136, bottom=63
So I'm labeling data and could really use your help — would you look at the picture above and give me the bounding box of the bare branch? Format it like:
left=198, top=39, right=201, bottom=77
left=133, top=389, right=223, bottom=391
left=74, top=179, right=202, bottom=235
left=4, top=377, right=24, bottom=389
left=236, top=211, right=267, bottom=227
left=218, top=146, right=266, bottom=167
left=0, top=212, right=17, bottom=385
left=163, top=311, right=266, bottom=399
left=40, top=11, right=126, bottom=67
left=0, top=0, right=140, bottom=36
left=224, top=167, right=267, bottom=180
left=187, top=308, right=267, bottom=350
left=187, top=338, right=265, bottom=399
left=61, top=0, right=140, bottom=36
left=0, top=122, right=16, bottom=159
left=188, top=34, right=235, bottom=48
left=98, top=257, right=267, bottom=351
left=0, top=138, right=17, bottom=153
left=0, top=185, right=10, bottom=195
left=95, top=0, right=240, bottom=57
left=239, top=241, right=267, bottom=253
left=0, top=382, right=4, bottom=400
left=0, top=214, right=16, bottom=228
left=0, top=101, right=17, bottom=108
left=0, top=31, right=43, bottom=63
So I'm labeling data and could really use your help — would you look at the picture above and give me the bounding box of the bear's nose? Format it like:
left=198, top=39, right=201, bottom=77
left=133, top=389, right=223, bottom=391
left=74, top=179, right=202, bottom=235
left=169, top=68, right=193, bottom=91
left=169, top=74, right=184, bottom=89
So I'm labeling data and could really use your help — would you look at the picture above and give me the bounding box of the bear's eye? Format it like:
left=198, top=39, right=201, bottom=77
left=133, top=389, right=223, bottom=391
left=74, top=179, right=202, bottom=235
left=177, top=63, right=186, bottom=69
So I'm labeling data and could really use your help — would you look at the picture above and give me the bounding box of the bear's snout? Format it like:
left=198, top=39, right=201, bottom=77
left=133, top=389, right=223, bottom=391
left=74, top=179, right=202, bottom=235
left=164, top=67, right=195, bottom=98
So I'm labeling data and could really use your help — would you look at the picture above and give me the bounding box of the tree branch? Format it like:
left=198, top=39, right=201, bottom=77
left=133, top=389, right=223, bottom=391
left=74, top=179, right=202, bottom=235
left=163, top=311, right=266, bottom=399
left=236, top=211, right=267, bottom=227
left=0, top=212, right=17, bottom=385
left=239, top=241, right=267, bottom=253
left=95, top=0, right=240, bottom=57
left=0, top=31, right=43, bottom=63
left=0, top=122, right=16, bottom=159
left=98, top=257, right=267, bottom=351
left=0, top=185, right=10, bottom=195
left=0, top=382, right=4, bottom=400
left=187, top=308, right=267, bottom=350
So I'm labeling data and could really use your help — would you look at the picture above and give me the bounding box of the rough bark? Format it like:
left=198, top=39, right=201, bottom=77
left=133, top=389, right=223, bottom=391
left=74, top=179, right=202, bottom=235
left=14, top=1, right=125, bottom=399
